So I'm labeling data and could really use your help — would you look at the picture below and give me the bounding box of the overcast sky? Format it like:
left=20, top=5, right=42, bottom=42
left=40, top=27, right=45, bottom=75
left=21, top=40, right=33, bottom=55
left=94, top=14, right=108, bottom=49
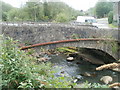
left=2, top=0, right=99, bottom=11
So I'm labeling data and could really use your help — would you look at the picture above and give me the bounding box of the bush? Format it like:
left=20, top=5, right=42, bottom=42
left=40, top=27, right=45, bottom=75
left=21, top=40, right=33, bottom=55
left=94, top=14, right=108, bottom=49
left=0, top=36, right=36, bottom=88
left=108, top=11, right=113, bottom=24
left=55, top=13, right=69, bottom=22
left=0, top=35, right=75, bottom=89
left=75, top=81, right=109, bottom=88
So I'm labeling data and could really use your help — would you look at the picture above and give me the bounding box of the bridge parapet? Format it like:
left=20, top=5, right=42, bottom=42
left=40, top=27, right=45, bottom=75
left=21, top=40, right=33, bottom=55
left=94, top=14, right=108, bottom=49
left=2, top=23, right=119, bottom=44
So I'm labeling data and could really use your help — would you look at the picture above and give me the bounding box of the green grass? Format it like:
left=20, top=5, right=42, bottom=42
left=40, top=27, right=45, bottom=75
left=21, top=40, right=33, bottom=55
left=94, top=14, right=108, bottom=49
left=109, top=24, right=118, bottom=28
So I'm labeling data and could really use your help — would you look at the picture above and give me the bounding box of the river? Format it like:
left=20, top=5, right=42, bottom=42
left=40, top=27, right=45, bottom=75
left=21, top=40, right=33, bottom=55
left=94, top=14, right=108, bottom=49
left=46, top=52, right=119, bottom=84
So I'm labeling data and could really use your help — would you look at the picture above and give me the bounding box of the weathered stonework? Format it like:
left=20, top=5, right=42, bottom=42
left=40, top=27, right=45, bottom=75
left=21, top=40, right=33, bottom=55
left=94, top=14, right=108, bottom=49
left=1, top=23, right=119, bottom=59
left=2, top=23, right=118, bottom=44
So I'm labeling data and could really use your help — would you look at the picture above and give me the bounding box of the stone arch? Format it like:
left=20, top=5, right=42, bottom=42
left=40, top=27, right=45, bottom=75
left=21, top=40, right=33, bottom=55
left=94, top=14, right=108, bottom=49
left=75, top=47, right=117, bottom=64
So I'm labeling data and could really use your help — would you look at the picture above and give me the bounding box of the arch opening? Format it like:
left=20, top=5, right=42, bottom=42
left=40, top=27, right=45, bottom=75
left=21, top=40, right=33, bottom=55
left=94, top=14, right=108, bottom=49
left=55, top=47, right=117, bottom=65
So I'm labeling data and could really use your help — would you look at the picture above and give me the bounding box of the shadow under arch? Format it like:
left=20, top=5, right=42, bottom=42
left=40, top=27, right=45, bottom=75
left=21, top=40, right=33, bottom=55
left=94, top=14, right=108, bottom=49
left=67, top=47, right=117, bottom=65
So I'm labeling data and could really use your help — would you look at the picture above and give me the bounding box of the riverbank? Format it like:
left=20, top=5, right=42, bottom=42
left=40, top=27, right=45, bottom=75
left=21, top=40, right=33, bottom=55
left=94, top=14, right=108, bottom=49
left=27, top=47, right=120, bottom=88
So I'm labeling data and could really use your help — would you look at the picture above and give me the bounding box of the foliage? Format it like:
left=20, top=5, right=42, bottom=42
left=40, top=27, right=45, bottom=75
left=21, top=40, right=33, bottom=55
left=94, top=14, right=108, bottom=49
left=43, top=2, right=50, bottom=19
left=86, top=7, right=95, bottom=16
left=0, top=1, right=14, bottom=21
left=0, top=36, right=35, bottom=88
left=95, top=1, right=113, bottom=18
left=103, top=40, right=118, bottom=53
left=1, top=1, right=82, bottom=22
left=91, top=83, right=109, bottom=88
left=108, top=11, right=113, bottom=24
left=55, top=13, right=69, bottom=22
left=56, top=47, right=78, bottom=53
left=2, top=12, right=7, bottom=21
left=0, top=35, right=76, bottom=89
left=109, top=24, right=118, bottom=28
left=72, top=34, right=80, bottom=39
left=111, top=42, right=118, bottom=53
left=7, top=8, right=22, bottom=21
left=75, top=81, right=109, bottom=88
left=24, top=1, right=44, bottom=21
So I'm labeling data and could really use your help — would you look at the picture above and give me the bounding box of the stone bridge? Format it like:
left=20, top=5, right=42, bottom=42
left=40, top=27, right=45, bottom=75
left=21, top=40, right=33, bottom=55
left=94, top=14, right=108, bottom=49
left=1, top=22, right=120, bottom=60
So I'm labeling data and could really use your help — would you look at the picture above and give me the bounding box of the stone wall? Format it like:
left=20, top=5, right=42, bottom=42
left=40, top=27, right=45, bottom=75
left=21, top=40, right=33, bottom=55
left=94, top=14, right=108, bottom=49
left=2, top=23, right=118, bottom=45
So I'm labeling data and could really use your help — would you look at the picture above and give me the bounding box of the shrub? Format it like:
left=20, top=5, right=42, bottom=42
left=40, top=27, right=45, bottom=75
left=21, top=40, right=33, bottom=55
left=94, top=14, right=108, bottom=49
left=0, top=36, right=36, bottom=88
left=75, top=81, right=109, bottom=88
left=55, top=13, right=69, bottom=22
left=108, top=11, right=113, bottom=24
left=0, top=35, right=75, bottom=89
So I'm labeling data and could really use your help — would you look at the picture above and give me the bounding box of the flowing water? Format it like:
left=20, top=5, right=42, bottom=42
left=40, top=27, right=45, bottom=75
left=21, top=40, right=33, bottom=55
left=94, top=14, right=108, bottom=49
left=48, top=54, right=120, bottom=84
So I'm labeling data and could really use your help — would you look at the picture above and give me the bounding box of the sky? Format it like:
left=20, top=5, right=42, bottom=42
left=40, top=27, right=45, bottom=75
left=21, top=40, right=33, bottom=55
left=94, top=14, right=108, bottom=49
left=2, top=0, right=99, bottom=11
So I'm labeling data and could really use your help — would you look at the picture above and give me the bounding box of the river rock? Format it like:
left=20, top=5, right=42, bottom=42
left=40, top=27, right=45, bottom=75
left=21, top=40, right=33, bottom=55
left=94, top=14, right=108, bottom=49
left=60, top=71, right=70, bottom=77
left=75, top=75, right=83, bottom=80
left=66, top=57, right=74, bottom=61
left=37, top=57, right=49, bottom=62
left=100, top=76, right=113, bottom=84
left=73, top=79, right=78, bottom=83
left=81, top=72, right=97, bottom=77
left=34, top=53, right=40, bottom=58
left=112, top=67, right=120, bottom=72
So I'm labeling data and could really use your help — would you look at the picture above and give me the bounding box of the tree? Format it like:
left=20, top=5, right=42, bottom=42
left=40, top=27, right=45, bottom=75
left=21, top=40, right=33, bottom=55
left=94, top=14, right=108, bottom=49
left=55, top=13, right=69, bottom=22
left=21, top=1, right=44, bottom=21
left=7, top=9, right=19, bottom=21
left=43, top=1, right=50, bottom=18
left=95, top=1, right=113, bottom=18
left=2, top=12, right=7, bottom=21
left=86, top=7, right=95, bottom=16
left=1, top=1, right=82, bottom=22
left=108, top=11, right=113, bottom=24
left=1, top=1, right=14, bottom=21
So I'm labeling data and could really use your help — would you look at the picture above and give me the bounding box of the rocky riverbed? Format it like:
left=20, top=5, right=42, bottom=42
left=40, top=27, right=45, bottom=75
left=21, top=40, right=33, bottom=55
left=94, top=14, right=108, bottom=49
left=28, top=47, right=120, bottom=87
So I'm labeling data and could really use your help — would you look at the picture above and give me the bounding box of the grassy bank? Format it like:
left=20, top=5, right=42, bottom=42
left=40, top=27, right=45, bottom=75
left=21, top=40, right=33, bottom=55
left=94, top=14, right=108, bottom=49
left=109, top=24, right=118, bottom=28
